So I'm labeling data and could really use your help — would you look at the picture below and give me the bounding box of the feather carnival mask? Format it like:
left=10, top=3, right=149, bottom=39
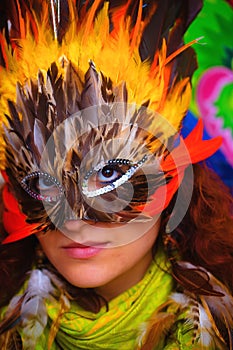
left=0, top=0, right=221, bottom=243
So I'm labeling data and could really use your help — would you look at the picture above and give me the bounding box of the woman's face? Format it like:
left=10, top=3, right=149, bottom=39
left=37, top=218, right=161, bottom=300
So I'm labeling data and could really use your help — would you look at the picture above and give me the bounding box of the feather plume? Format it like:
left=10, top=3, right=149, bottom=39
left=170, top=292, right=228, bottom=349
left=137, top=312, right=175, bottom=349
left=200, top=274, right=233, bottom=350
left=170, top=261, right=224, bottom=297
left=19, top=269, right=55, bottom=349
left=0, top=268, right=70, bottom=349
left=168, top=260, right=233, bottom=349
left=0, top=0, right=202, bottom=137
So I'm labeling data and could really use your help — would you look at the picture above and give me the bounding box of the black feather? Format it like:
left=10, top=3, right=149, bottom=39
left=172, top=261, right=224, bottom=297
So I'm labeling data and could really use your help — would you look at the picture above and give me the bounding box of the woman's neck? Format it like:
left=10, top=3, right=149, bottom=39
left=95, top=250, right=153, bottom=302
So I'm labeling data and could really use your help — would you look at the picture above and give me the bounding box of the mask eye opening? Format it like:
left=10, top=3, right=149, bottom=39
left=20, top=171, right=63, bottom=203
left=82, top=155, right=148, bottom=198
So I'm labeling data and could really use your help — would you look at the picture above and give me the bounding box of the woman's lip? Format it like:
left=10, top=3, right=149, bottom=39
left=61, top=242, right=108, bottom=259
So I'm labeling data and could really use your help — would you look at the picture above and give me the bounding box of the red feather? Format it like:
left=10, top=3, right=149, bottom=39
left=137, top=120, right=222, bottom=216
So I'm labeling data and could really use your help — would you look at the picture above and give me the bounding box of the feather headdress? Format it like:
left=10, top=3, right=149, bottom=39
left=0, top=0, right=221, bottom=243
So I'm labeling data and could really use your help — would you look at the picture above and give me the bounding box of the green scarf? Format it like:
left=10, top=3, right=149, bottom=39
left=36, top=250, right=174, bottom=349
left=32, top=250, right=224, bottom=350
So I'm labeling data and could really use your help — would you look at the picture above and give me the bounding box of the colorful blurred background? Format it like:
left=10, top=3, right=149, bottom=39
left=183, top=0, right=233, bottom=194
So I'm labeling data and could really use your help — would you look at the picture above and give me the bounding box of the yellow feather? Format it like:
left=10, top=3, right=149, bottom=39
left=0, top=1, right=192, bottom=170
left=47, top=291, right=70, bottom=350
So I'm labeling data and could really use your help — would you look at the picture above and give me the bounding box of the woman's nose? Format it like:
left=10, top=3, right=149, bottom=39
left=62, top=219, right=87, bottom=232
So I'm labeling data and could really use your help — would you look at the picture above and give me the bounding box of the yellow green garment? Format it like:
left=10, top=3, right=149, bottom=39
left=27, top=251, right=222, bottom=350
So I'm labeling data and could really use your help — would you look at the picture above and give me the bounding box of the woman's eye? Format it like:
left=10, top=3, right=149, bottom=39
left=81, top=156, right=148, bottom=198
left=38, top=177, right=56, bottom=190
left=21, top=172, right=63, bottom=202
left=88, top=165, right=124, bottom=191
left=97, top=166, right=122, bottom=183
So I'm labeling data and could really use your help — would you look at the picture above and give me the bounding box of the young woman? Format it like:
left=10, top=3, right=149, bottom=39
left=0, top=0, right=233, bottom=349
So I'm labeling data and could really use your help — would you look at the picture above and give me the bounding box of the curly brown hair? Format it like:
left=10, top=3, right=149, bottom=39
left=176, top=163, right=233, bottom=291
